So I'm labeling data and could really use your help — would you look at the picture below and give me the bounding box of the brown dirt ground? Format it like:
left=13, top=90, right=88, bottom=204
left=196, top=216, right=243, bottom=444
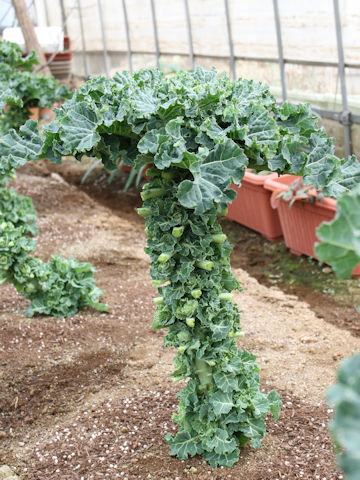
left=1, top=162, right=359, bottom=480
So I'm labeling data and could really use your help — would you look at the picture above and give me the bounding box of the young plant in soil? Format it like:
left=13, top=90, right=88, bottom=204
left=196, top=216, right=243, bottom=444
left=1, top=68, right=360, bottom=467
left=0, top=128, right=107, bottom=318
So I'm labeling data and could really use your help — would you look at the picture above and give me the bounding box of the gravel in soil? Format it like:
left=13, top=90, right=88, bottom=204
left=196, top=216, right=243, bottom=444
left=0, top=164, right=357, bottom=479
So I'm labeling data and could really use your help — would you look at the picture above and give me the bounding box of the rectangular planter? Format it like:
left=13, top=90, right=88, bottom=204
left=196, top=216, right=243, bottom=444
left=264, top=175, right=360, bottom=278
left=226, top=171, right=283, bottom=242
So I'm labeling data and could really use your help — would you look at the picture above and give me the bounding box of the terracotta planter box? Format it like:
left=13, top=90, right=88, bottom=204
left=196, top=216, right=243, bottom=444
left=264, top=174, right=360, bottom=278
left=28, top=107, right=39, bottom=121
left=4, top=105, right=39, bottom=121
left=44, top=36, right=73, bottom=62
left=226, top=171, right=283, bottom=241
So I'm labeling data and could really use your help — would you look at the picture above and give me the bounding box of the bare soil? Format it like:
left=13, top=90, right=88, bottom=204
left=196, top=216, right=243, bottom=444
left=1, top=162, right=359, bottom=480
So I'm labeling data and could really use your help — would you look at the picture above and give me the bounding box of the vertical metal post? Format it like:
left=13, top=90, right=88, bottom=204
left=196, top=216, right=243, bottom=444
left=272, top=0, right=287, bottom=101
left=76, top=0, right=90, bottom=78
left=43, top=0, right=50, bottom=26
left=150, top=0, right=160, bottom=69
left=333, top=0, right=352, bottom=157
left=59, top=0, right=68, bottom=35
left=97, top=0, right=110, bottom=77
left=121, top=0, right=133, bottom=73
left=224, top=0, right=236, bottom=79
left=184, top=0, right=194, bottom=69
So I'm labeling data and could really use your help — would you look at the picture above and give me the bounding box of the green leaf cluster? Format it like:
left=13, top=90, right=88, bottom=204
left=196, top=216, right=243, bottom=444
left=0, top=220, right=107, bottom=317
left=0, top=39, right=71, bottom=133
left=144, top=172, right=281, bottom=467
left=0, top=186, right=38, bottom=235
left=2, top=67, right=359, bottom=201
left=327, top=353, right=360, bottom=480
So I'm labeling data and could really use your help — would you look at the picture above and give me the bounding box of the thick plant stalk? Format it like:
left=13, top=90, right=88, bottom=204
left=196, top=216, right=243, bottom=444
left=143, top=169, right=281, bottom=468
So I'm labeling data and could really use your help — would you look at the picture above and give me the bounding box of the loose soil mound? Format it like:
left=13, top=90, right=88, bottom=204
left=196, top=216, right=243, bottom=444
left=1, top=169, right=358, bottom=479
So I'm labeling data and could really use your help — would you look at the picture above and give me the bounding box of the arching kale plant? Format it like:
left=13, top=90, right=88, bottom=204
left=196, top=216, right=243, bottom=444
left=1, top=68, right=360, bottom=467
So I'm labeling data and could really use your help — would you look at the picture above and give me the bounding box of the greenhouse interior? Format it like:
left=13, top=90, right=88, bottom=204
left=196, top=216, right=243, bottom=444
left=0, top=1, right=359, bottom=479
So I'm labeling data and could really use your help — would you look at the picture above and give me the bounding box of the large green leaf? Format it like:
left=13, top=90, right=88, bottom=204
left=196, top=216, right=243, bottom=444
left=327, top=353, right=360, bottom=480
left=209, top=391, right=234, bottom=415
left=324, top=156, right=360, bottom=198
left=245, top=105, right=280, bottom=160
left=203, top=449, right=240, bottom=468
left=315, top=185, right=360, bottom=278
left=177, top=139, right=248, bottom=213
left=239, top=418, right=266, bottom=448
left=301, top=132, right=342, bottom=189
left=165, top=431, right=199, bottom=459
left=203, top=428, right=237, bottom=454
left=59, top=102, right=101, bottom=153
left=213, top=371, right=238, bottom=393
left=0, top=120, right=43, bottom=181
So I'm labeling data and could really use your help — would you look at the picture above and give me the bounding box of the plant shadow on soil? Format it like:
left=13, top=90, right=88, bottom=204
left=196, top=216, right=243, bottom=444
left=0, top=160, right=357, bottom=480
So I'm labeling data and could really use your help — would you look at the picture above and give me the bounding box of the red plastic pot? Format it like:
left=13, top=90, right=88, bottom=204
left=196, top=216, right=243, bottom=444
left=264, top=174, right=360, bottom=278
left=44, top=36, right=73, bottom=62
left=28, top=107, right=39, bottom=120
left=226, top=171, right=283, bottom=241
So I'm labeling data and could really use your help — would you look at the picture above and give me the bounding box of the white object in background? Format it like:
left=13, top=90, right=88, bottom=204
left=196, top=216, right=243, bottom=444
left=3, top=26, right=64, bottom=53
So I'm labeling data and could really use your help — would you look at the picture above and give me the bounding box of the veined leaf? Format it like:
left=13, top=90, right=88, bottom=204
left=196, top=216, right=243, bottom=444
left=59, top=102, right=101, bottom=153
left=203, top=428, right=237, bottom=454
left=203, top=449, right=240, bottom=468
left=177, top=139, right=247, bottom=214
left=324, top=155, right=360, bottom=198
left=239, top=418, right=266, bottom=448
left=165, top=431, right=198, bottom=459
left=213, top=371, right=238, bottom=393
left=245, top=105, right=280, bottom=159
left=209, top=391, right=234, bottom=415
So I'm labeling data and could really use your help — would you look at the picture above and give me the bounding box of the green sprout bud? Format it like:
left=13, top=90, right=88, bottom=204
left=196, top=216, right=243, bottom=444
left=219, top=292, right=234, bottom=301
left=140, top=188, right=166, bottom=201
left=186, top=317, right=195, bottom=328
left=217, top=206, right=228, bottom=216
left=158, top=253, right=172, bottom=263
left=207, top=360, right=216, bottom=367
left=162, top=171, right=175, bottom=180
left=152, top=279, right=163, bottom=287
left=178, top=346, right=186, bottom=354
left=211, top=234, right=227, bottom=244
left=191, top=289, right=202, bottom=299
left=172, top=226, right=184, bottom=238
left=195, top=260, right=214, bottom=271
left=228, top=331, right=245, bottom=338
left=137, top=207, right=152, bottom=217
left=145, top=168, right=157, bottom=177
left=153, top=296, right=164, bottom=305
